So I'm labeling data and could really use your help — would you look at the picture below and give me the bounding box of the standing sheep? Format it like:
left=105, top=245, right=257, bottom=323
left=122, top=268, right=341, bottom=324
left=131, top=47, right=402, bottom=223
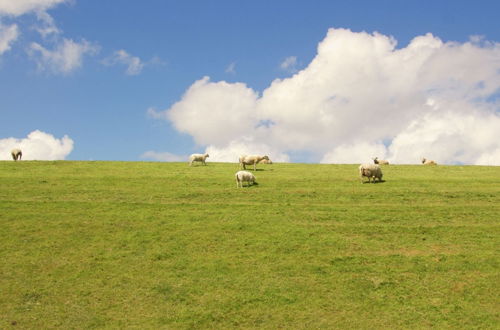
left=239, top=155, right=269, bottom=171
left=359, top=164, right=383, bottom=183
left=11, top=148, right=22, bottom=161
left=235, top=170, right=257, bottom=188
left=421, top=158, right=437, bottom=165
left=189, top=153, right=209, bottom=166
left=373, top=157, right=389, bottom=165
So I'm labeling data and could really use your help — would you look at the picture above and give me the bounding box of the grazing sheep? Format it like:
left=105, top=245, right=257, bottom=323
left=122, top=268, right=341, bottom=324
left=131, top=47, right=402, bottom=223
left=359, top=164, right=383, bottom=183
left=239, top=155, right=269, bottom=171
left=421, top=158, right=437, bottom=165
left=235, top=170, right=257, bottom=188
left=189, top=153, right=209, bottom=166
left=258, top=158, right=273, bottom=164
left=11, top=148, right=22, bottom=161
left=373, top=157, right=389, bottom=165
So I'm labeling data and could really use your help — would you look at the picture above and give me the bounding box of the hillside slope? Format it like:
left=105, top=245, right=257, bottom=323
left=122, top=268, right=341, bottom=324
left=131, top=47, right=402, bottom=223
left=1, top=161, right=499, bottom=328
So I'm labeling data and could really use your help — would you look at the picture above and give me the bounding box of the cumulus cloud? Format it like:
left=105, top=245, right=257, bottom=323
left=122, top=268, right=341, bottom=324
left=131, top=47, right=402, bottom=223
left=0, top=0, right=68, bottom=17
left=29, top=38, right=99, bottom=74
left=152, top=28, right=500, bottom=165
left=0, top=22, right=18, bottom=54
left=205, top=139, right=290, bottom=163
left=140, top=151, right=186, bottom=162
left=321, top=142, right=388, bottom=164
left=167, top=77, right=260, bottom=146
left=0, top=130, right=74, bottom=160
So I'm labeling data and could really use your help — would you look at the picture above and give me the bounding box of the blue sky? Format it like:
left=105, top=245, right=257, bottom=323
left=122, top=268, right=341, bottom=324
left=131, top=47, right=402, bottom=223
left=1, top=1, right=499, bottom=164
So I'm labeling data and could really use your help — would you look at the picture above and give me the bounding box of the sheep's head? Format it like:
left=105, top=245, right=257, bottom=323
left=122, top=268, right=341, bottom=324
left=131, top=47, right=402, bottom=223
left=421, top=158, right=426, bottom=163
left=205, top=153, right=209, bottom=157
left=373, top=157, right=379, bottom=164
left=263, top=155, right=269, bottom=160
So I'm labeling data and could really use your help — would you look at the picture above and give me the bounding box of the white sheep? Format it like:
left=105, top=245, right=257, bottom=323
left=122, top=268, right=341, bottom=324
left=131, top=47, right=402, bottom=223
left=189, top=153, right=209, bottom=166
left=239, top=155, right=269, bottom=171
left=421, top=158, right=437, bottom=165
left=359, top=163, right=383, bottom=183
left=258, top=158, right=273, bottom=164
left=235, top=170, right=257, bottom=188
left=11, top=148, right=22, bottom=161
left=373, top=157, right=389, bottom=165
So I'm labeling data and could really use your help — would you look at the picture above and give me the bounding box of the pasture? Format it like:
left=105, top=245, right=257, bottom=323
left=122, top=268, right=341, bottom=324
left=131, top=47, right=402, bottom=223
left=0, top=161, right=499, bottom=328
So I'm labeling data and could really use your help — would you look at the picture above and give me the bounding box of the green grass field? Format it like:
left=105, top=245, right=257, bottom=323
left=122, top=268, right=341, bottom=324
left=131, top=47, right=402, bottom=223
left=1, top=161, right=499, bottom=328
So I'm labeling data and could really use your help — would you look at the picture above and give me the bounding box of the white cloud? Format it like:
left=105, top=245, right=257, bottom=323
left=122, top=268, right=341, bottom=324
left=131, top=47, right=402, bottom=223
left=140, top=151, right=186, bottom=162
left=280, top=56, right=298, bottom=72
left=0, top=23, right=18, bottom=54
left=103, top=49, right=144, bottom=75
left=167, top=77, right=260, bottom=146
left=152, top=28, right=500, bottom=165
left=102, top=50, right=165, bottom=75
left=0, top=0, right=69, bottom=17
left=205, top=139, right=290, bottom=163
left=225, top=62, right=236, bottom=74
left=321, top=142, right=388, bottom=164
left=34, top=10, right=60, bottom=38
left=29, top=38, right=99, bottom=74
left=0, top=0, right=98, bottom=74
left=146, top=107, right=168, bottom=120
left=0, top=130, right=74, bottom=160
left=387, top=109, right=500, bottom=165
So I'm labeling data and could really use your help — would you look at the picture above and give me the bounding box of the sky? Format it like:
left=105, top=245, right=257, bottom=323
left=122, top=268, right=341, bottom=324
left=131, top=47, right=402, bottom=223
left=1, top=0, right=499, bottom=165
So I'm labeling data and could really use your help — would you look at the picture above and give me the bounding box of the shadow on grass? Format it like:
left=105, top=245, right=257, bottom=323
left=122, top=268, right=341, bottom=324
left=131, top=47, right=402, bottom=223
left=238, top=182, right=259, bottom=188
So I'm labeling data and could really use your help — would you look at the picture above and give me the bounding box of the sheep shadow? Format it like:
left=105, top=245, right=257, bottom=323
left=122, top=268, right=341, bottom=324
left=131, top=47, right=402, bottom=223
left=362, top=180, right=386, bottom=184
left=238, top=182, right=259, bottom=188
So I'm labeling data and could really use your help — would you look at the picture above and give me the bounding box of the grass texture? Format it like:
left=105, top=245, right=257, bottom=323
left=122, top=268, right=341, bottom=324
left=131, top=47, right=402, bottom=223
left=1, top=161, right=499, bottom=328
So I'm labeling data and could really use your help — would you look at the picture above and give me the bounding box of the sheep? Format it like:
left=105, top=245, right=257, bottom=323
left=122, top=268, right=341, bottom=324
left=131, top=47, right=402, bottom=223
left=189, top=153, right=209, bottom=166
left=373, top=157, right=389, bottom=165
left=235, top=170, right=257, bottom=188
left=11, top=148, right=22, bottom=161
left=239, top=155, right=269, bottom=171
left=359, top=163, right=383, bottom=183
left=258, top=158, right=273, bottom=164
left=421, top=158, right=437, bottom=165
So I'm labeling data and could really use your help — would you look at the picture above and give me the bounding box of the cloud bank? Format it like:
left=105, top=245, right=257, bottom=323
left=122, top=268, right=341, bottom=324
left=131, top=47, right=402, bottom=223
left=159, top=28, right=500, bottom=164
left=0, top=130, right=74, bottom=160
left=157, top=29, right=500, bottom=164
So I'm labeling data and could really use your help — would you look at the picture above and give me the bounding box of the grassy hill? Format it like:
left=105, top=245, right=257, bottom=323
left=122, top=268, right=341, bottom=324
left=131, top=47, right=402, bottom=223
left=1, top=161, right=498, bottom=328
